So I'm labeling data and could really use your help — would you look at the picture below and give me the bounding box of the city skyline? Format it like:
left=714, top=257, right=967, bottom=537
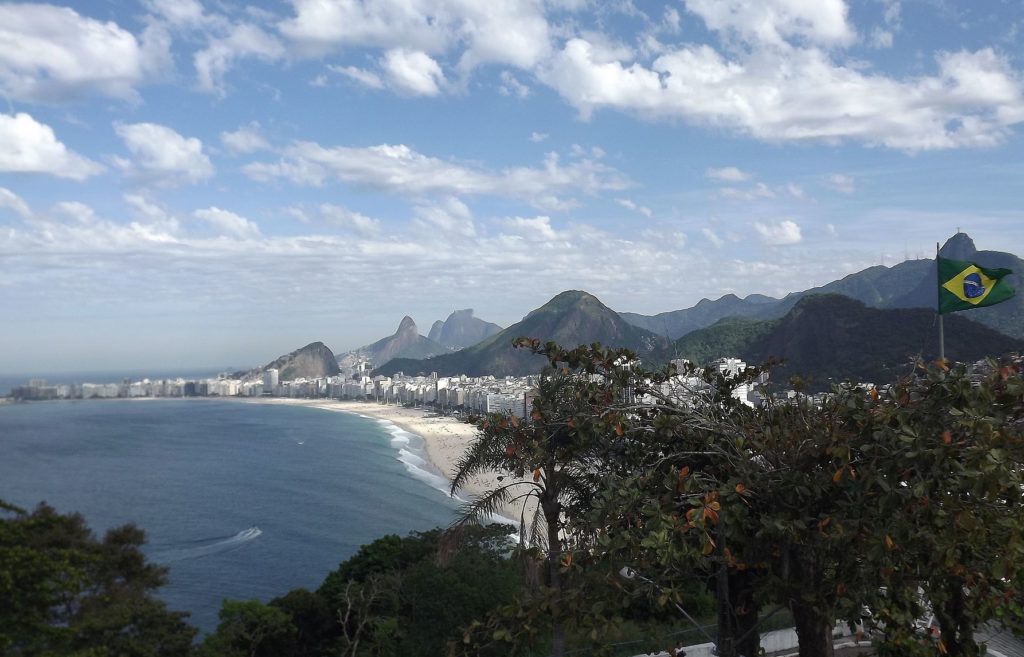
left=2, top=0, right=1023, bottom=372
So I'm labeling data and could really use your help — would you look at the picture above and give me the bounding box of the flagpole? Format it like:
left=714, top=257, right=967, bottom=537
left=937, top=242, right=945, bottom=361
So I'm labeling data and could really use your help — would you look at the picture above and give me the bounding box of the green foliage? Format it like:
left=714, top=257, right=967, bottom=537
left=0, top=501, right=197, bottom=656
left=199, top=600, right=297, bottom=657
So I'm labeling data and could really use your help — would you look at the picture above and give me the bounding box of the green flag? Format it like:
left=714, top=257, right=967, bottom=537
left=937, top=256, right=1015, bottom=315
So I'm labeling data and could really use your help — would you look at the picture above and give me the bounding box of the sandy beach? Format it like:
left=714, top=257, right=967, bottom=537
left=245, top=398, right=530, bottom=525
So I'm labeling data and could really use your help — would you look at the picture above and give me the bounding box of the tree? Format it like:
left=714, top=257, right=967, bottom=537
left=199, top=600, right=297, bottom=657
left=839, top=358, right=1024, bottom=656
left=0, top=500, right=196, bottom=656
left=449, top=340, right=639, bottom=657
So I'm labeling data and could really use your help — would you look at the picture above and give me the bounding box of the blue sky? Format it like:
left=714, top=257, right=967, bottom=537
left=1, top=0, right=1023, bottom=373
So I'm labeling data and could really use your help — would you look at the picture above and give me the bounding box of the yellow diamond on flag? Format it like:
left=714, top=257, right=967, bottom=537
left=941, top=264, right=997, bottom=306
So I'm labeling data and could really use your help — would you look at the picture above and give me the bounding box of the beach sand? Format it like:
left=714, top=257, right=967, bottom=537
left=246, top=398, right=530, bottom=525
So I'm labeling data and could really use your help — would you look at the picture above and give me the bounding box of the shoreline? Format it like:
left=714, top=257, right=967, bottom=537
left=2, top=396, right=531, bottom=526
left=240, top=398, right=528, bottom=526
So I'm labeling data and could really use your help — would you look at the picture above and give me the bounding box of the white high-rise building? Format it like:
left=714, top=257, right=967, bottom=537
left=264, top=368, right=279, bottom=391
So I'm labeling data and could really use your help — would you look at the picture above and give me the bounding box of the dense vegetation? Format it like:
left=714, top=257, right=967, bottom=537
left=668, top=294, right=1024, bottom=389
left=5, top=340, right=1024, bottom=657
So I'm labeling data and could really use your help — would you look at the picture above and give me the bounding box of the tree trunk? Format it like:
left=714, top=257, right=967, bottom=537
left=543, top=495, right=565, bottom=657
left=934, top=577, right=975, bottom=657
left=730, top=570, right=760, bottom=657
left=792, top=600, right=834, bottom=657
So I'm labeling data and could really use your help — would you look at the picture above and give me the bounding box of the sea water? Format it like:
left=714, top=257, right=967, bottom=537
left=0, top=399, right=459, bottom=633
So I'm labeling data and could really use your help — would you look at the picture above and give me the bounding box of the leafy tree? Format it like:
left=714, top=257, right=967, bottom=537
left=199, top=600, right=297, bottom=657
left=838, top=358, right=1024, bottom=656
left=449, top=340, right=641, bottom=657
left=0, top=500, right=196, bottom=656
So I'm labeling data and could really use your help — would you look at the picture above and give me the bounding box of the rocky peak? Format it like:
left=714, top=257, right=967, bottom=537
left=940, top=232, right=978, bottom=260
left=396, top=316, right=418, bottom=337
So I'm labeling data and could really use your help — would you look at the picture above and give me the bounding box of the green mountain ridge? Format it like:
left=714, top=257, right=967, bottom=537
left=621, top=233, right=1023, bottom=340
left=374, top=290, right=668, bottom=377
left=668, top=294, right=1024, bottom=390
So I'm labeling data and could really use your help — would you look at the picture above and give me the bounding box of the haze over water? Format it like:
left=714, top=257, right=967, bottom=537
left=0, top=399, right=459, bottom=633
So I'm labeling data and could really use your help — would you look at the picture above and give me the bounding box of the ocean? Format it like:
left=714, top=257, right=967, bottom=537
left=0, top=399, right=460, bottom=634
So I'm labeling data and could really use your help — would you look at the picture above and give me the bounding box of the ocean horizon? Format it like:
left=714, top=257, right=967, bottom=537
left=0, top=398, right=460, bottom=633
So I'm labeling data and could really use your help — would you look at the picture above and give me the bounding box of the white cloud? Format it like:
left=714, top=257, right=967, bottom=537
left=706, top=166, right=751, bottom=182
left=195, top=23, right=285, bottom=94
left=221, top=122, right=271, bottom=155
left=244, top=142, right=629, bottom=203
left=539, top=38, right=1024, bottom=150
left=718, top=183, right=775, bottom=201
left=114, top=122, right=214, bottom=186
left=682, top=0, right=856, bottom=47
left=702, top=227, right=724, bottom=247
left=279, top=0, right=551, bottom=72
left=0, top=113, right=104, bottom=180
left=319, top=203, right=382, bottom=235
left=144, top=0, right=207, bottom=28
left=825, top=173, right=855, bottom=194
left=754, top=219, right=802, bottom=245
left=869, top=28, right=894, bottom=49
left=501, top=215, right=560, bottom=241
left=0, top=4, right=165, bottom=102
left=499, top=71, right=530, bottom=98
left=413, top=197, right=475, bottom=237
left=330, top=64, right=385, bottom=89
left=616, top=198, right=652, bottom=217
left=194, top=207, right=262, bottom=239
left=529, top=131, right=549, bottom=142
left=381, top=48, right=446, bottom=96
left=123, top=194, right=180, bottom=234
left=0, top=187, right=31, bottom=219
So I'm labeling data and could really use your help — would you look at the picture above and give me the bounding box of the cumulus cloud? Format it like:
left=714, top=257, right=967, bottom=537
left=243, top=142, right=630, bottom=203
left=0, top=4, right=166, bottom=102
left=706, top=166, right=751, bottom=182
left=0, top=113, right=104, bottom=180
left=501, top=215, right=560, bottom=241
left=381, top=48, right=446, bottom=96
left=682, top=0, right=856, bottom=47
left=114, top=122, right=214, bottom=186
left=538, top=36, right=1024, bottom=150
left=195, top=23, right=285, bottom=94
left=754, top=219, right=802, bottom=245
left=194, top=207, right=262, bottom=239
left=529, top=131, right=549, bottom=142
left=221, top=122, right=271, bottom=155
left=279, top=0, right=551, bottom=72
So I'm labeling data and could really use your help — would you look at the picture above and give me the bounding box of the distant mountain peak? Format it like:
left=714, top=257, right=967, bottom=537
left=940, top=232, right=978, bottom=260
left=397, top=316, right=418, bottom=335
left=264, top=341, right=340, bottom=380
left=428, top=308, right=503, bottom=349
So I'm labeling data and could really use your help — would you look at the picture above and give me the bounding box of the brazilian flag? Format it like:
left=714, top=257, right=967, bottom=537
left=938, top=256, right=1015, bottom=315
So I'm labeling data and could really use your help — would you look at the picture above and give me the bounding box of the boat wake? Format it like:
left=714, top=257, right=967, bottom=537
left=151, top=526, right=263, bottom=563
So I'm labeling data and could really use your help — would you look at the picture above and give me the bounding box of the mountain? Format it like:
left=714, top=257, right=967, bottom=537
left=668, top=294, right=1023, bottom=390
left=338, top=316, right=450, bottom=370
left=426, top=309, right=503, bottom=349
left=264, top=341, right=341, bottom=381
left=620, top=293, right=778, bottom=339
left=621, top=233, right=1023, bottom=340
left=374, top=290, right=668, bottom=377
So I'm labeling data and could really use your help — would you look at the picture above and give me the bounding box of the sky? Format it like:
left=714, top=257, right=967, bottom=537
left=2, top=0, right=1024, bottom=374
